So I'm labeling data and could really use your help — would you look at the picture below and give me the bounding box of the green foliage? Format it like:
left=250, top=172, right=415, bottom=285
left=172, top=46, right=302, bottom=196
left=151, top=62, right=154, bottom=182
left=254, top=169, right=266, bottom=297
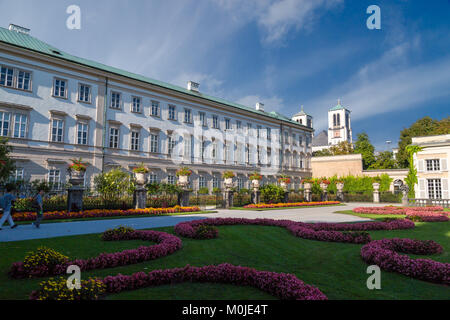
left=405, top=145, right=423, bottom=198
left=260, top=184, right=285, bottom=203
left=212, top=187, right=221, bottom=194
left=369, top=151, right=397, bottom=169
left=396, top=116, right=449, bottom=168
left=198, top=187, right=209, bottom=195
left=93, top=168, right=133, bottom=201
left=0, top=137, right=15, bottom=184
left=313, top=141, right=354, bottom=157
left=354, top=132, right=375, bottom=169
left=146, top=182, right=161, bottom=195
left=313, top=174, right=392, bottom=195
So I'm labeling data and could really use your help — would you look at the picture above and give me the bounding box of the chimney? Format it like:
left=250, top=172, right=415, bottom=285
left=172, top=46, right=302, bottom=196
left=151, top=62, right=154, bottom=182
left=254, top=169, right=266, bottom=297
left=187, top=81, right=200, bottom=92
left=8, top=24, right=30, bottom=35
left=256, top=102, right=264, bottom=112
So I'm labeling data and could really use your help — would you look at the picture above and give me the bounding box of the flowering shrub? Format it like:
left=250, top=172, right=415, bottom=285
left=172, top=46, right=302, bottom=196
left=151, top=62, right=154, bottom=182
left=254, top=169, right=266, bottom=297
left=176, top=167, right=192, bottom=177
left=244, top=201, right=340, bottom=209
left=102, top=226, right=136, bottom=241
left=22, top=247, right=69, bottom=276
left=249, top=172, right=263, bottom=181
left=193, top=225, right=219, bottom=240
left=102, top=264, right=327, bottom=300
left=9, top=230, right=182, bottom=279
left=69, top=158, right=88, bottom=172
left=278, top=176, right=291, bottom=184
left=4, top=206, right=201, bottom=222
left=361, top=239, right=449, bottom=285
left=174, top=218, right=415, bottom=244
left=30, top=277, right=106, bottom=300
left=405, top=210, right=449, bottom=222
left=222, top=171, right=235, bottom=179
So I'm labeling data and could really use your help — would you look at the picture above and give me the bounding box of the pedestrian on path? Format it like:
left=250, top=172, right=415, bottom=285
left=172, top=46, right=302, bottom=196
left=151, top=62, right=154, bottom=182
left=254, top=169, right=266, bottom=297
left=0, top=185, right=18, bottom=230
left=31, top=188, right=45, bottom=228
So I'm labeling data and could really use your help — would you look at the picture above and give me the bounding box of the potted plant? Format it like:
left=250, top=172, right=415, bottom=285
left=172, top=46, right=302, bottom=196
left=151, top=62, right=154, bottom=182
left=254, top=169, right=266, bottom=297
left=335, top=180, right=345, bottom=191
left=301, top=178, right=313, bottom=190
left=132, top=163, right=149, bottom=185
left=320, top=179, right=331, bottom=190
left=249, top=172, right=262, bottom=189
left=222, top=171, right=235, bottom=188
left=176, top=167, right=192, bottom=187
left=68, top=158, right=88, bottom=179
left=278, top=175, right=291, bottom=190
left=372, top=176, right=381, bottom=190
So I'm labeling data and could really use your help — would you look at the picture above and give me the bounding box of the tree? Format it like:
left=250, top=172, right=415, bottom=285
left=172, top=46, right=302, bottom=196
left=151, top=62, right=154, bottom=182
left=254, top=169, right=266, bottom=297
left=369, top=151, right=397, bottom=170
left=93, top=168, right=133, bottom=201
left=396, top=116, right=449, bottom=168
left=329, top=141, right=354, bottom=155
left=404, top=145, right=423, bottom=198
left=313, top=149, right=332, bottom=157
left=353, top=133, right=375, bottom=169
left=0, top=137, right=15, bottom=185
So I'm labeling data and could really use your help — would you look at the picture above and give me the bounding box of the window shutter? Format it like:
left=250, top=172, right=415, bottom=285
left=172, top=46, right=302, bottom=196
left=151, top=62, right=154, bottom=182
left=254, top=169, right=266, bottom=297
left=441, top=158, right=448, bottom=171
left=442, top=179, right=449, bottom=199
left=417, top=159, right=424, bottom=172
left=419, top=179, right=426, bottom=199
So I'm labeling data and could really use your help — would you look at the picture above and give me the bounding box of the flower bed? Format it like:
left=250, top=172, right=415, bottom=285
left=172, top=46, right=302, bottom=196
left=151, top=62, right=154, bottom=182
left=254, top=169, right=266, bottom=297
left=9, top=229, right=182, bottom=279
left=5, top=206, right=201, bottom=222
left=361, top=239, right=449, bottom=285
left=30, top=277, right=106, bottom=300
left=405, top=210, right=449, bottom=222
left=244, top=201, right=340, bottom=209
left=352, top=206, right=445, bottom=215
left=101, top=263, right=328, bottom=300
left=174, top=218, right=415, bottom=244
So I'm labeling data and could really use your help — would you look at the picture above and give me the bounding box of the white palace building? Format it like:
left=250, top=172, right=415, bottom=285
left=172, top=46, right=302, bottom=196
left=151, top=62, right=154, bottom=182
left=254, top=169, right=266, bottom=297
left=0, top=24, right=314, bottom=192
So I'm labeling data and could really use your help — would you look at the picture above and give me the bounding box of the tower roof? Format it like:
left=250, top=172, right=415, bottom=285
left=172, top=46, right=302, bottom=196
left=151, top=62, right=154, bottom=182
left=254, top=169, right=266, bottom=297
left=329, top=99, right=349, bottom=111
left=293, top=105, right=309, bottom=117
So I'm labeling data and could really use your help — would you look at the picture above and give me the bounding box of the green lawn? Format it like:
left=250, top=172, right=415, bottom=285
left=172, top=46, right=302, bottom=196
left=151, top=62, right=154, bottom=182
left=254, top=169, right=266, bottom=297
left=0, top=217, right=448, bottom=300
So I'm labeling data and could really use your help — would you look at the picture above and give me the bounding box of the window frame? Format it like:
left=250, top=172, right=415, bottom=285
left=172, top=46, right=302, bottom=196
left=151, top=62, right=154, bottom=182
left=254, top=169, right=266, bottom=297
left=110, top=91, right=122, bottom=110
left=78, top=83, right=92, bottom=104
left=109, top=126, right=120, bottom=149
left=50, top=117, right=65, bottom=143
left=150, top=100, right=160, bottom=117
left=52, top=77, right=68, bottom=99
left=131, top=96, right=142, bottom=114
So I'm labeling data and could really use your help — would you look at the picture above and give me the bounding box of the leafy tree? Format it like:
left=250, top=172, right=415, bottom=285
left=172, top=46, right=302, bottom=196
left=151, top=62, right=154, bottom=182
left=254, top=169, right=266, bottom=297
left=94, top=168, right=133, bottom=201
left=260, top=184, right=285, bottom=203
left=404, top=145, right=423, bottom=198
left=396, top=116, right=449, bottom=168
left=312, top=148, right=332, bottom=157
left=369, top=151, right=396, bottom=169
left=329, top=141, right=354, bottom=155
left=0, top=137, right=15, bottom=184
left=354, top=133, right=375, bottom=169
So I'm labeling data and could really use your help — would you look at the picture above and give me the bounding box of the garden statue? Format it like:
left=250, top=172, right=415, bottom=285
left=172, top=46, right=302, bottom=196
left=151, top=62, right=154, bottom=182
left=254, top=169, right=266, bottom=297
left=133, top=164, right=149, bottom=209
left=67, top=158, right=88, bottom=212
left=372, top=182, right=380, bottom=203
left=249, top=172, right=262, bottom=204
left=302, top=179, right=313, bottom=202
left=222, top=171, right=235, bottom=208
left=336, top=181, right=344, bottom=202
left=176, top=167, right=192, bottom=206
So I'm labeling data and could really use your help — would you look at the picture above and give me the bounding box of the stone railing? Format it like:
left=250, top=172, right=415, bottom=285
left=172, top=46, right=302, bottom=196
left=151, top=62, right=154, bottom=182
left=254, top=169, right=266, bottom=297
left=408, top=198, right=450, bottom=208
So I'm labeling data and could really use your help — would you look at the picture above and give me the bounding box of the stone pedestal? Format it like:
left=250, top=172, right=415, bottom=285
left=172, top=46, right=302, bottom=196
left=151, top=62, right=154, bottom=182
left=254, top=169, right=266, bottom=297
left=336, top=183, right=344, bottom=202
left=283, top=191, right=289, bottom=203
left=251, top=190, right=261, bottom=204
left=304, top=183, right=312, bottom=202
left=178, top=190, right=190, bottom=207
left=134, top=186, right=147, bottom=209
left=401, top=185, right=409, bottom=206
left=373, top=183, right=380, bottom=203
left=67, top=186, right=84, bottom=212
left=321, top=190, right=328, bottom=202
left=225, top=189, right=234, bottom=208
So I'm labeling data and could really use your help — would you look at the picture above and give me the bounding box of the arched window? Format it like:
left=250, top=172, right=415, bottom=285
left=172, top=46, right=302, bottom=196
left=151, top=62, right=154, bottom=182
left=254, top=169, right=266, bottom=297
left=337, top=114, right=340, bottom=126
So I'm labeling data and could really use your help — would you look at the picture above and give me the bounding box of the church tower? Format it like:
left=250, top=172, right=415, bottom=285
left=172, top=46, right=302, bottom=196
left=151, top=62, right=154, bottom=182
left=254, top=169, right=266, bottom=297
left=292, top=105, right=313, bottom=128
left=328, top=100, right=352, bottom=146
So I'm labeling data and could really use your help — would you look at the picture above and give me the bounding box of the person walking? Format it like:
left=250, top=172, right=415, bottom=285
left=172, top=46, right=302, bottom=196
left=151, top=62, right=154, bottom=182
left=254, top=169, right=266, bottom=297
left=31, top=188, right=44, bottom=228
left=0, top=185, right=18, bottom=230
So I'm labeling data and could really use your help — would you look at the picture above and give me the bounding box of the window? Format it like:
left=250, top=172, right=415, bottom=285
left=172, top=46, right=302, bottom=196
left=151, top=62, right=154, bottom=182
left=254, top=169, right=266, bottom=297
left=199, top=176, right=207, bottom=189
left=78, top=84, right=91, bottom=103
left=0, top=111, right=11, bottom=137
left=150, top=134, right=159, bottom=153
left=53, top=78, right=67, bottom=98
left=48, top=169, right=61, bottom=190
left=149, top=174, right=158, bottom=184
left=292, top=134, right=296, bottom=146
left=212, top=141, right=217, bottom=160
left=212, top=115, right=219, bottom=129
left=267, top=127, right=271, bottom=140
left=132, top=97, right=142, bottom=113
left=307, top=118, right=312, bottom=128
left=257, top=126, right=261, bottom=138
left=76, top=122, right=88, bottom=145
left=168, top=105, right=176, bottom=120
left=247, top=123, right=252, bottom=135
left=267, top=148, right=272, bottom=166
left=426, top=159, right=440, bottom=171
left=299, top=136, right=303, bottom=145
left=213, top=177, right=220, bottom=189
left=167, top=135, right=176, bottom=156
left=0, top=66, right=14, bottom=87
left=236, top=143, right=243, bottom=164
left=224, top=142, right=232, bottom=162
left=201, top=139, right=207, bottom=161
left=17, top=70, right=31, bottom=91
left=151, top=101, right=159, bottom=116
left=109, top=127, right=119, bottom=148
left=284, top=132, right=289, bottom=144
left=237, top=177, right=244, bottom=190
left=51, top=119, right=64, bottom=142
left=199, top=112, right=207, bottom=127
left=131, top=130, right=140, bottom=151
left=184, top=108, right=192, bottom=123
left=184, top=135, right=192, bottom=158
left=245, top=144, right=250, bottom=164
left=167, top=175, right=176, bottom=185
left=428, top=179, right=442, bottom=199
left=236, top=121, right=242, bottom=131
left=10, top=168, right=24, bottom=182
left=225, top=119, right=231, bottom=130
left=111, top=92, right=121, bottom=109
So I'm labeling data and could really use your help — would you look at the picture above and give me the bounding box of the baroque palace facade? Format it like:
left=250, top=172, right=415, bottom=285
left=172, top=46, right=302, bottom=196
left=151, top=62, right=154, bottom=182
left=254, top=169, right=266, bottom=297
left=0, top=24, right=313, bottom=192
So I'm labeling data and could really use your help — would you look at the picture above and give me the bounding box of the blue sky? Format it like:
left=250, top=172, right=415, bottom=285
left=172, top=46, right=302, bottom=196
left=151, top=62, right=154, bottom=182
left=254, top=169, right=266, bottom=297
left=1, top=0, right=449, bottom=150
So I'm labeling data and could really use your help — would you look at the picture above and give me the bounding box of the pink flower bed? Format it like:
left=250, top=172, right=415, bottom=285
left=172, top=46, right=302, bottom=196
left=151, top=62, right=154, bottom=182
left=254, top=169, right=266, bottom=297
left=174, top=218, right=415, bottom=244
left=353, top=206, right=445, bottom=216
left=102, top=263, right=328, bottom=300
left=244, top=201, right=340, bottom=209
left=405, top=210, right=449, bottom=222
left=9, top=230, right=182, bottom=279
left=361, top=239, right=450, bottom=285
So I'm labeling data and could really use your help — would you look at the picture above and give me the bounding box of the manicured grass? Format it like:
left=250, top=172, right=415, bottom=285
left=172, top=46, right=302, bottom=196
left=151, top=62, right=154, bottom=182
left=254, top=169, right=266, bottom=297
left=230, top=204, right=345, bottom=211
left=10, top=211, right=216, bottom=226
left=334, top=210, right=406, bottom=221
left=0, top=219, right=448, bottom=300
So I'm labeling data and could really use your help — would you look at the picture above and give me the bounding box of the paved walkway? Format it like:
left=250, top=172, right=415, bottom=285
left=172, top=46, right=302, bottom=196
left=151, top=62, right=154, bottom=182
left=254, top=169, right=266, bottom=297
left=0, top=203, right=387, bottom=242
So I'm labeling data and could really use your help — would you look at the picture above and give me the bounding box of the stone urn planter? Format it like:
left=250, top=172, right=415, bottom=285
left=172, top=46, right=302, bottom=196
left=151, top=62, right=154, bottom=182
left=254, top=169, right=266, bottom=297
left=135, top=172, right=147, bottom=186
left=251, top=179, right=260, bottom=190
left=69, top=170, right=85, bottom=186
left=336, top=182, right=344, bottom=192
left=177, top=175, right=189, bottom=188
left=303, top=182, right=312, bottom=190
left=320, top=183, right=328, bottom=191
left=372, top=182, right=380, bottom=203
left=224, top=178, right=234, bottom=189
